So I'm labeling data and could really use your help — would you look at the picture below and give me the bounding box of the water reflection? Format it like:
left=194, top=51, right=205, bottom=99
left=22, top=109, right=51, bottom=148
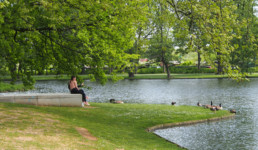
left=1, top=79, right=258, bottom=149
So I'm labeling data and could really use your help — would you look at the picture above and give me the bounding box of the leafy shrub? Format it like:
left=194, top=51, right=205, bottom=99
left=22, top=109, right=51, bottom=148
left=170, top=66, right=216, bottom=73
left=137, top=68, right=163, bottom=74
left=180, top=61, right=193, bottom=66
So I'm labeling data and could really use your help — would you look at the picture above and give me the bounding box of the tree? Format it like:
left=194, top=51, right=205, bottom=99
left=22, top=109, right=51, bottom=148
left=0, top=0, right=144, bottom=86
left=126, top=1, right=153, bottom=78
left=147, top=0, right=176, bottom=79
left=168, top=0, right=243, bottom=77
left=230, top=0, right=258, bottom=73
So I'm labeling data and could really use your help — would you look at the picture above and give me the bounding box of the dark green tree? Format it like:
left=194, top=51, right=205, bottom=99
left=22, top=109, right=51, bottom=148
left=230, top=0, right=258, bottom=73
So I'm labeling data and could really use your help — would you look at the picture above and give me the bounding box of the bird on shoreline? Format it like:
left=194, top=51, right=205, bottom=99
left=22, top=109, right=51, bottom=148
left=205, top=101, right=213, bottom=109
left=215, top=103, right=223, bottom=110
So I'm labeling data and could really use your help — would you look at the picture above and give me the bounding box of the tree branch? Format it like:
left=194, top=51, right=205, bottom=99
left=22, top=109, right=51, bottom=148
left=166, top=0, right=191, bottom=19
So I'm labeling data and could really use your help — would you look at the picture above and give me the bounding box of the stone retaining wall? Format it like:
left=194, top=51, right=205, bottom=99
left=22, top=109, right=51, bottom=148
left=0, top=93, right=82, bottom=107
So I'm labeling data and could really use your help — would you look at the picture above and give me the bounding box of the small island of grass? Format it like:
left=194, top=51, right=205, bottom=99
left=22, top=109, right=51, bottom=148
left=0, top=102, right=234, bottom=149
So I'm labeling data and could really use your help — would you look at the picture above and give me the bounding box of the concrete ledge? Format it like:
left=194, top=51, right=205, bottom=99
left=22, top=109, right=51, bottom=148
left=0, top=93, right=82, bottom=107
left=147, top=114, right=235, bottom=132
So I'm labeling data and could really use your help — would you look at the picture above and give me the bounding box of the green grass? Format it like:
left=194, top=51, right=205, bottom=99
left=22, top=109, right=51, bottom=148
left=0, top=102, right=233, bottom=149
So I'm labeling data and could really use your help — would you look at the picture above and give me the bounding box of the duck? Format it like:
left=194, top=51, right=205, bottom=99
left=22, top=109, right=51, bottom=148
left=110, top=99, right=124, bottom=104
left=171, top=102, right=176, bottom=105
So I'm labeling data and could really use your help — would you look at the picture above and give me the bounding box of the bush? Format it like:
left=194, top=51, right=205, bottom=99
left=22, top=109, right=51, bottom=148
left=137, top=68, right=163, bottom=74
left=170, top=66, right=216, bottom=73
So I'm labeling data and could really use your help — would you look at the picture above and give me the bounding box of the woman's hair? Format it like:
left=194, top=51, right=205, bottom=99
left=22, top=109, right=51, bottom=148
left=70, top=76, right=76, bottom=81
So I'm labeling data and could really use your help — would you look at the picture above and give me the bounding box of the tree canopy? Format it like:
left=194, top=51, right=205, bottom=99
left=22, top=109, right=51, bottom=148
left=0, top=0, right=257, bottom=86
left=0, top=0, right=146, bottom=85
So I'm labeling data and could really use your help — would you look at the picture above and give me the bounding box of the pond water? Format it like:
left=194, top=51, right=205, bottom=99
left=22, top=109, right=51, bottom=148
left=1, top=79, right=258, bottom=150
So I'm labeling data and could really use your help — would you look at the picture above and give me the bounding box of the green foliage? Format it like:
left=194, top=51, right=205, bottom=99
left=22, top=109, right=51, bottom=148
left=0, top=82, right=25, bottom=92
left=0, top=0, right=256, bottom=84
left=170, top=0, right=248, bottom=77
left=0, top=0, right=146, bottom=86
left=230, top=0, right=258, bottom=73
left=170, top=67, right=216, bottom=74
left=137, top=68, right=163, bottom=74
left=21, top=72, right=35, bottom=89
left=180, top=61, right=194, bottom=66
left=146, top=0, right=176, bottom=78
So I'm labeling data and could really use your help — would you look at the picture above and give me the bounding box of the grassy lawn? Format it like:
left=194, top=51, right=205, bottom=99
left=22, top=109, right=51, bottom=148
left=0, top=102, right=233, bottom=150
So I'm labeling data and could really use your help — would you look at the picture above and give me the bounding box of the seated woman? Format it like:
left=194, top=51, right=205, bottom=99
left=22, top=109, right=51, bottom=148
left=69, top=76, right=90, bottom=106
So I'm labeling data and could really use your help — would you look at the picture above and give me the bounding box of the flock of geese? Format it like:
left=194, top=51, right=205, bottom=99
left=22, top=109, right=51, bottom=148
left=109, top=99, right=236, bottom=114
left=197, top=101, right=223, bottom=111
left=197, top=101, right=236, bottom=113
left=171, top=101, right=236, bottom=113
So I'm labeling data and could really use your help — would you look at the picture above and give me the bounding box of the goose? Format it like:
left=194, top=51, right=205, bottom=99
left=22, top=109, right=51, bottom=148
left=215, top=103, right=223, bottom=110
left=210, top=107, right=216, bottom=111
left=197, top=102, right=202, bottom=106
left=205, top=101, right=213, bottom=109
left=171, top=102, right=176, bottom=105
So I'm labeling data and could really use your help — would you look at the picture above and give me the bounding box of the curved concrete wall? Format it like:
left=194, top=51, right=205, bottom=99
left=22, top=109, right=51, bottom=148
left=0, top=93, right=82, bottom=107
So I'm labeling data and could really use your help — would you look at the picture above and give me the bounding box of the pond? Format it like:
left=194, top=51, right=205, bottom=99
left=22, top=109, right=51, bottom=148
left=1, top=79, right=258, bottom=150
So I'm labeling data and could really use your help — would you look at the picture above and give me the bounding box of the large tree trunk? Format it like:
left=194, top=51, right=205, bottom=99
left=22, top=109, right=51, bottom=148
left=165, top=62, right=170, bottom=79
left=217, top=52, right=223, bottom=74
left=197, top=51, right=201, bottom=70
left=128, top=71, right=134, bottom=78
left=9, top=63, right=17, bottom=84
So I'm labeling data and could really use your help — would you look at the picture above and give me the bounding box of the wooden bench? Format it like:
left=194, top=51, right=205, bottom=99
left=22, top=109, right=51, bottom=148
left=0, top=93, right=82, bottom=107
